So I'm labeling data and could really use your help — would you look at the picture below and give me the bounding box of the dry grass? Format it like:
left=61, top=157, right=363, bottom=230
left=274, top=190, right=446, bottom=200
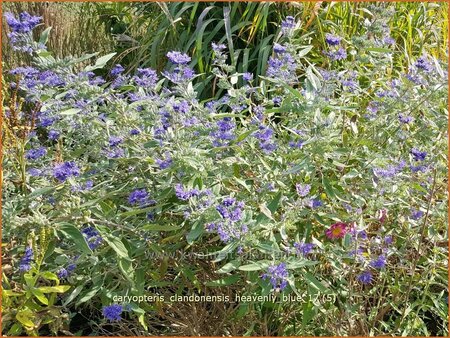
left=2, top=2, right=114, bottom=69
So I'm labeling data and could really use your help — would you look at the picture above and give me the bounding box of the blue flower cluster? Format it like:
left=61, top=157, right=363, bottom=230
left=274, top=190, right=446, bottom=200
left=128, top=189, right=156, bottom=208
left=293, top=242, right=315, bottom=256
left=210, top=118, right=236, bottom=147
left=82, top=227, right=103, bottom=250
left=102, top=304, right=123, bottom=322
left=323, top=33, right=347, bottom=61
left=295, top=183, right=311, bottom=197
left=410, top=148, right=427, bottom=161
left=357, top=271, right=373, bottom=284
left=26, top=146, right=47, bottom=160
left=53, top=162, right=80, bottom=182
left=19, top=246, right=34, bottom=272
left=163, top=51, right=195, bottom=84
left=206, top=197, right=248, bottom=243
left=57, top=263, right=76, bottom=279
left=262, top=262, right=289, bottom=290
left=5, top=12, right=45, bottom=53
left=267, top=44, right=297, bottom=83
left=253, top=124, right=277, bottom=154
left=373, top=160, right=406, bottom=179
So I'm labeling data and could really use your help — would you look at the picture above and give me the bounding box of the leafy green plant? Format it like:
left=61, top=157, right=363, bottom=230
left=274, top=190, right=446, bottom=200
left=2, top=4, right=448, bottom=336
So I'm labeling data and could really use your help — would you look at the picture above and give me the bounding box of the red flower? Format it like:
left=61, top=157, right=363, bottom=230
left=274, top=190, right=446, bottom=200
left=325, top=222, right=349, bottom=239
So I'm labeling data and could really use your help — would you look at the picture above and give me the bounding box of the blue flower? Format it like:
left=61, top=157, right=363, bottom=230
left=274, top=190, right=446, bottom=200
left=324, top=47, right=347, bottom=61
left=410, top=164, right=428, bottom=173
left=19, top=246, right=33, bottom=272
left=57, top=268, right=69, bottom=279
left=48, top=130, right=60, bottom=141
left=273, top=43, right=287, bottom=54
left=415, top=55, right=433, bottom=72
left=106, top=148, right=125, bottom=159
left=212, top=42, right=226, bottom=52
left=262, top=263, right=289, bottom=290
left=156, top=153, right=173, bottom=169
left=410, top=209, right=424, bottom=220
left=111, top=64, right=124, bottom=77
left=293, top=242, right=315, bottom=256
left=243, top=72, right=253, bottom=82
left=103, top=304, right=123, bottom=322
left=53, top=162, right=80, bottom=182
left=281, top=16, right=296, bottom=34
left=133, top=68, right=158, bottom=87
left=310, top=199, right=323, bottom=209
left=4, top=12, right=42, bottom=33
left=163, top=67, right=195, bottom=83
left=206, top=197, right=248, bottom=243
left=357, top=271, right=372, bottom=284
left=295, top=184, right=311, bottom=197
left=175, top=184, right=199, bottom=201
left=383, top=36, right=395, bottom=45
left=25, top=147, right=47, bottom=160
left=128, top=189, right=153, bottom=207
left=370, top=255, right=386, bottom=269
left=267, top=52, right=297, bottom=83
left=253, top=124, right=277, bottom=153
left=166, top=51, right=191, bottom=65
left=398, top=114, right=413, bottom=124
left=130, top=128, right=141, bottom=135
left=108, top=136, right=123, bottom=147
left=82, top=226, right=103, bottom=250
left=325, top=33, right=342, bottom=46
left=384, top=235, right=393, bottom=245
left=410, top=148, right=427, bottom=161
left=272, top=96, right=282, bottom=106
left=210, top=118, right=236, bottom=147
left=172, top=100, right=190, bottom=114
left=28, top=168, right=42, bottom=177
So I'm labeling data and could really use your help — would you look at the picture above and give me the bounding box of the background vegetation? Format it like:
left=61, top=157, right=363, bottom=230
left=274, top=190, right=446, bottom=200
left=2, top=1, right=448, bottom=336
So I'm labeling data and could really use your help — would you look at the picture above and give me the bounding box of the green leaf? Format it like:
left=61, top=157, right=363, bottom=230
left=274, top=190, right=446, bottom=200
left=298, top=45, right=313, bottom=57
left=63, top=285, right=84, bottom=306
left=322, top=176, right=336, bottom=199
left=205, top=274, right=240, bottom=286
left=211, top=241, right=239, bottom=262
left=286, top=260, right=318, bottom=269
left=119, top=258, right=135, bottom=283
left=67, top=52, right=98, bottom=66
left=143, top=224, right=181, bottom=231
left=259, top=203, right=274, bottom=220
left=40, top=271, right=59, bottom=285
left=302, top=272, right=330, bottom=293
left=366, top=47, right=393, bottom=53
left=85, top=52, right=117, bottom=72
left=302, top=301, right=316, bottom=326
left=58, top=223, right=92, bottom=255
left=103, top=235, right=131, bottom=261
left=31, top=288, right=49, bottom=305
left=217, top=260, right=240, bottom=273
left=38, top=285, right=71, bottom=293
left=267, top=192, right=282, bottom=213
left=39, top=27, right=52, bottom=45
left=256, top=192, right=282, bottom=223
left=76, top=285, right=101, bottom=306
left=186, top=221, right=204, bottom=244
left=143, top=140, right=160, bottom=148
left=16, top=310, right=35, bottom=328
left=29, top=186, right=55, bottom=197
left=238, top=261, right=271, bottom=271
left=60, top=108, right=82, bottom=116
left=3, top=290, right=24, bottom=297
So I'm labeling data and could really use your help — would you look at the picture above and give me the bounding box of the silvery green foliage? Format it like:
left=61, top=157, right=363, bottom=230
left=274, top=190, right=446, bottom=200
left=3, top=11, right=447, bottom=336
